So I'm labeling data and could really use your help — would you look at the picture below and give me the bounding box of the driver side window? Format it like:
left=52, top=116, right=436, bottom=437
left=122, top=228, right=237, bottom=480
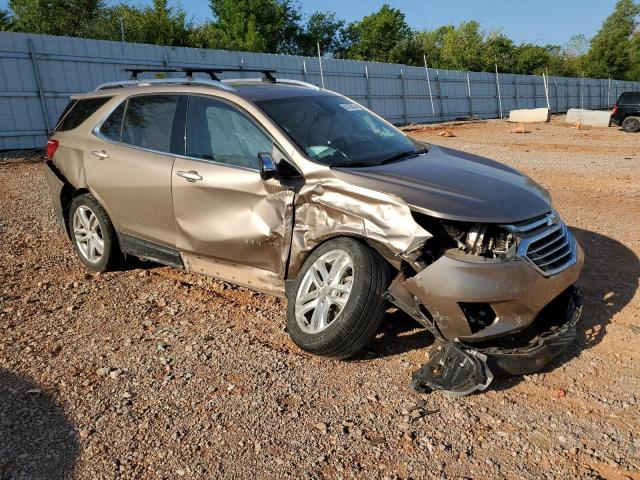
left=186, top=96, right=272, bottom=170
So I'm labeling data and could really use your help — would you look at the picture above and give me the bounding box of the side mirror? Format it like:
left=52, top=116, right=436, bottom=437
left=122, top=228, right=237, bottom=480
left=258, top=152, right=277, bottom=180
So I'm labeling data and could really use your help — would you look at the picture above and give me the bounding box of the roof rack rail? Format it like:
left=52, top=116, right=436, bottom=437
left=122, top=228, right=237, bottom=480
left=94, top=77, right=236, bottom=92
left=222, top=78, right=320, bottom=90
left=124, top=67, right=277, bottom=82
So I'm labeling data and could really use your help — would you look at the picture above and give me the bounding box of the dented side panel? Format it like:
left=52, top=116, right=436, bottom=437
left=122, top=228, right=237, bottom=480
left=172, top=158, right=296, bottom=277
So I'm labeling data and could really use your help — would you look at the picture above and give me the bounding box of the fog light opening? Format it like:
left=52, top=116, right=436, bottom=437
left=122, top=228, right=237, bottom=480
left=459, top=303, right=497, bottom=334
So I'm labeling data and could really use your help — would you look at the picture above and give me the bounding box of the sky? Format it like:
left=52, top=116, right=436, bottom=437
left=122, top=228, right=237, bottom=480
left=0, top=0, right=620, bottom=46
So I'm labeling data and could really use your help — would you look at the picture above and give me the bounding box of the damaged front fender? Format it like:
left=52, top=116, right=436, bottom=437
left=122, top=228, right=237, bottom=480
left=287, top=173, right=432, bottom=278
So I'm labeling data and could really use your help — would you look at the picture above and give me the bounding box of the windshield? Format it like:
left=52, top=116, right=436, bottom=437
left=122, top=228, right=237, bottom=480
left=255, top=94, right=425, bottom=167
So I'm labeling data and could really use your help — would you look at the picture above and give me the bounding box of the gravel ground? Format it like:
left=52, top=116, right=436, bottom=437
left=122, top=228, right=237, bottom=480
left=1, top=116, right=639, bottom=479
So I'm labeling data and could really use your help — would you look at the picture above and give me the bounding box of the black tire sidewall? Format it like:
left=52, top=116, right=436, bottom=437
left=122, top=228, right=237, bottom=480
left=68, top=195, right=117, bottom=271
left=622, top=117, right=640, bottom=133
left=286, top=237, right=388, bottom=358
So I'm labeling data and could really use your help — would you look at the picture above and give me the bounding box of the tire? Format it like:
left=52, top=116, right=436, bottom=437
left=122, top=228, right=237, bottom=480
left=286, top=237, right=390, bottom=359
left=68, top=194, right=121, bottom=271
left=622, top=116, right=640, bottom=133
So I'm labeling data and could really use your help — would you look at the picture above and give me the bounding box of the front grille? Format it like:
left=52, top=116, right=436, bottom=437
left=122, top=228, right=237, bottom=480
left=504, top=211, right=577, bottom=277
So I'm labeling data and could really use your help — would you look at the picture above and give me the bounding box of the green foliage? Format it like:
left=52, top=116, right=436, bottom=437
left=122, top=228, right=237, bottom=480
left=208, top=0, right=301, bottom=53
left=298, top=11, right=345, bottom=57
left=0, top=9, right=11, bottom=31
left=585, top=0, right=640, bottom=79
left=95, top=0, right=191, bottom=47
left=2, top=0, right=639, bottom=80
left=8, top=0, right=104, bottom=36
left=343, top=4, right=412, bottom=63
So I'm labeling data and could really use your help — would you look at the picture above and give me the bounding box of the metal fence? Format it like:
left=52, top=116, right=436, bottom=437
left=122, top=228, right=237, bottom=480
left=1, top=31, right=639, bottom=150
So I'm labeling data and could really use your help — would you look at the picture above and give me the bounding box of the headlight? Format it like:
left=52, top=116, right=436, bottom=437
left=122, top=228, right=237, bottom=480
left=411, top=212, right=517, bottom=263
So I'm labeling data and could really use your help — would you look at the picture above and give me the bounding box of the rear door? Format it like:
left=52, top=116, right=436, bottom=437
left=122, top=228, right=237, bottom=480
left=86, top=94, right=187, bottom=247
left=171, top=95, right=295, bottom=284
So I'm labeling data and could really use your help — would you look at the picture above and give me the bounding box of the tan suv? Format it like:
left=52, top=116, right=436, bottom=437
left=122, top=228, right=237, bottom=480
left=44, top=68, right=584, bottom=395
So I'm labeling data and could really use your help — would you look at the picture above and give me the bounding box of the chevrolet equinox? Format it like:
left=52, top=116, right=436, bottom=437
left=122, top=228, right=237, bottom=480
left=44, top=68, right=584, bottom=395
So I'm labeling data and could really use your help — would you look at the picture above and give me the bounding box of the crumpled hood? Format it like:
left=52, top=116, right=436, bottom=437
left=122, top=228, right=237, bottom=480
left=331, top=145, right=552, bottom=224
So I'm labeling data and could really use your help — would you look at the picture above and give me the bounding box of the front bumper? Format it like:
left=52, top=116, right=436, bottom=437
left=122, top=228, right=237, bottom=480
left=412, top=286, right=581, bottom=396
left=403, top=241, right=584, bottom=341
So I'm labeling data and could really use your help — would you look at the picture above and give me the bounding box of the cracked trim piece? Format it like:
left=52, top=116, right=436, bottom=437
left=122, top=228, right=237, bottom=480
left=411, top=342, right=494, bottom=397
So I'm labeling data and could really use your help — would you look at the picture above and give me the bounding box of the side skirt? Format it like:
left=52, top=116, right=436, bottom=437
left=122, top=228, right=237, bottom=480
left=119, top=233, right=184, bottom=269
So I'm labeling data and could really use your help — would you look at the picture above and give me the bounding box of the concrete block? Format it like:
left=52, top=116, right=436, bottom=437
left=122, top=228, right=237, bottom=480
left=508, top=108, right=550, bottom=123
left=566, top=109, right=611, bottom=127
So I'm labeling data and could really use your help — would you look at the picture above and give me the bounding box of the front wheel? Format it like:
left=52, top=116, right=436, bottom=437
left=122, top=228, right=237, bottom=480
left=622, top=116, right=640, bottom=133
left=286, top=238, right=390, bottom=359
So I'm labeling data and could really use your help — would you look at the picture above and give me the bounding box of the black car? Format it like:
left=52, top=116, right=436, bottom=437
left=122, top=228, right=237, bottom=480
left=611, top=91, right=640, bottom=133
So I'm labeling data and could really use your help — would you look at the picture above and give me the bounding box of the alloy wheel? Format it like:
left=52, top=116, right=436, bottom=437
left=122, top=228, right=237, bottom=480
left=295, top=249, right=354, bottom=333
left=72, top=206, right=104, bottom=263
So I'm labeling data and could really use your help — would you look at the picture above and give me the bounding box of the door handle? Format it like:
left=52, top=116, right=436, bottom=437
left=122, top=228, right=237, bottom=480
left=177, top=170, right=203, bottom=182
left=91, top=150, right=108, bottom=159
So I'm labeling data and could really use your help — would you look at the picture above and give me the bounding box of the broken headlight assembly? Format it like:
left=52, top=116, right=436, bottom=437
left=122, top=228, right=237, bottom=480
left=410, top=212, right=518, bottom=268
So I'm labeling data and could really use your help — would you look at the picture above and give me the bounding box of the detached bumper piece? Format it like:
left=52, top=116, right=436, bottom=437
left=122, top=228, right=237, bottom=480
left=412, top=287, right=581, bottom=397
left=412, top=343, right=493, bottom=397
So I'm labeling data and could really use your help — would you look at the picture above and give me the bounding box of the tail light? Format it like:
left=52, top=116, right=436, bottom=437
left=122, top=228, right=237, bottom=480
left=46, top=139, right=59, bottom=159
left=613, top=103, right=618, bottom=115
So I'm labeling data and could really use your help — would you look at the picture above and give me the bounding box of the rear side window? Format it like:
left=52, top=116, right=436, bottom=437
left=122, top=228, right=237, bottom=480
left=99, top=102, right=126, bottom=141
left=57, top=97, right=111, bottom=131
left=620, top=92, right=640, bottom=105
left=121, top=95, right=182, bottom=154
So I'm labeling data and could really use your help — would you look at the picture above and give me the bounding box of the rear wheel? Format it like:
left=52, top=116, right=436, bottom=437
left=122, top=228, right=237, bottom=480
left=68, top=194, right=121, bottom=271
left=286, top=238, right=390, bottom=359
left=622, top=116, right=640, bottom=133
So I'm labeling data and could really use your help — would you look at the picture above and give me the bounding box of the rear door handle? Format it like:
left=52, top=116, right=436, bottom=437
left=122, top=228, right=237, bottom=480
left=177, top=170, right=203, bottom=182
left=91, top=150, right=108, bottom=159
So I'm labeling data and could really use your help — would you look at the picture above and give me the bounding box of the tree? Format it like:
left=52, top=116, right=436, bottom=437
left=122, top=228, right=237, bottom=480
left=0, top=9, right=10, bottom=30
left=585, top=0, right=640, bottom=79
left=438, top=21, right=485, bottom=71
left=299, top=11, right=345, bottom=57
left=513, top=44, right=554, bottom=75
left=8, top=0, right=104, bottom=36
left=629, top=32, right=640, bottom=80
left=343, top=4, right=412, bottom=63
left=208, top=0, right=301, bottom=53
left=94, top=0, right=191, bottom=46
left=482, top=31, right=515, bottom=72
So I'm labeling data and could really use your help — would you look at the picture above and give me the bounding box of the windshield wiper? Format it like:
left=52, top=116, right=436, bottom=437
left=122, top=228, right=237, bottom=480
left=377, top=148, right=426, bottom=166
left=331, top=161, right=373, bottom=168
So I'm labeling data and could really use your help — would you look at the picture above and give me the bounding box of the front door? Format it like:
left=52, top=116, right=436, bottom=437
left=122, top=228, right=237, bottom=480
left=171, top=95, right=295, bottom=291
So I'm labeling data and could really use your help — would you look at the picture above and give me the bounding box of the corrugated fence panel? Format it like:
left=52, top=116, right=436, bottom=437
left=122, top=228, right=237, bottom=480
left=1, top=31, right=640, bottom=149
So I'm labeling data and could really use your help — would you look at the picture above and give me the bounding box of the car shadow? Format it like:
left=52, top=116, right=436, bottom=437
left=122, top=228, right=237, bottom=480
left=358, top=308, right=435, bottom=360
left=0, top=369, right=78, bottom=479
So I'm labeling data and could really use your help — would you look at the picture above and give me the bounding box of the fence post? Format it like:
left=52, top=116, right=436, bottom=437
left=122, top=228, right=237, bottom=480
left=400, top=68, right=408, bottom=124
left=317, top=42, right=324, bottom=89
left=423, top=55, right=435, bottom=115
left=607, top=77, right=611, bottom=108
left=466, top=72, right=473, bottom=117
left=28, top=38, right=51, bottom=135
left=302, top=60, right=308, bottom=82
left=514, top=77, right=519, bottom=110
left=495, top=65, right=503, bottom=119
left=364, top=66, right=371, bottom=109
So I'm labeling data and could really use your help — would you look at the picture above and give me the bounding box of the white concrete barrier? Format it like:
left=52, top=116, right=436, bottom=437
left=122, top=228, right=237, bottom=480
left=566, top=109, right=612, bottom=127
left=508, top=108, right=550, bottom=123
